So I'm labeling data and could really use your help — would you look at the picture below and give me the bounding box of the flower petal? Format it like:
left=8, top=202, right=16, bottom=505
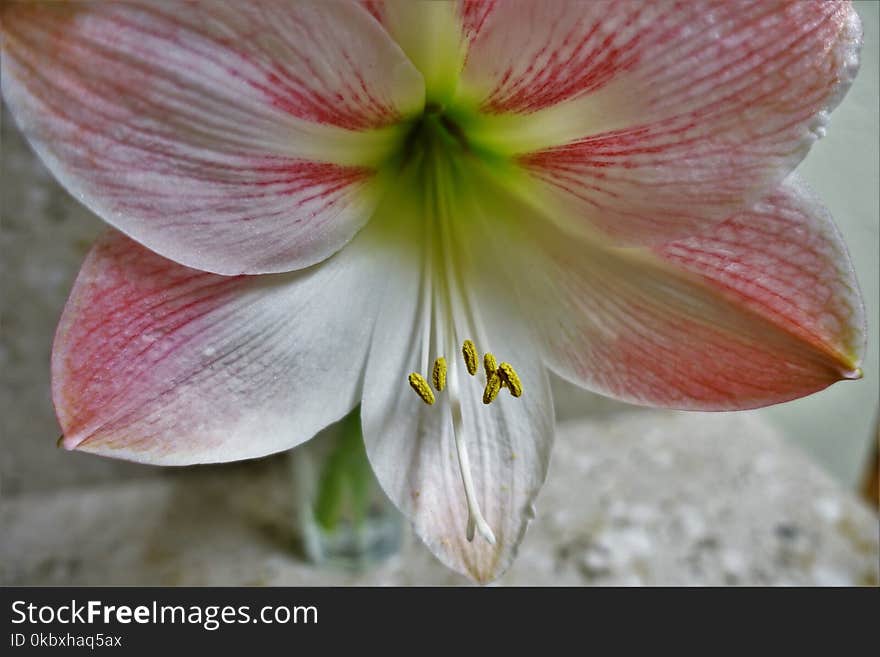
left=52, top=227, right=387, bottom=464
left=2, top=0, right=424, bottom=274
left=489, top=176, right=865, bottom=411
left=655, top=175, right=866, bottom=372
left=359, top=199, right=554, bottom=583
left=460, top=0, right=861, bottom=244
left=365, top=0, right=465, bottom=105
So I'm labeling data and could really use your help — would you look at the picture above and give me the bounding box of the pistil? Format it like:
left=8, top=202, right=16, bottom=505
left=398, top=104, right=521, bottom=545
left=448, top=357, right=496, bottom=545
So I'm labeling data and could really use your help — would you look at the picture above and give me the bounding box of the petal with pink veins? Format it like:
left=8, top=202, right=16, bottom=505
left=52, top=226, right=391, bottom=465
left=1, top=0, right=424, bottom=274
left=655, top=175, right=866, bottom=377
left=460, top=0, right=861, bottom=245
left=483, top=175, right=865, bottom=411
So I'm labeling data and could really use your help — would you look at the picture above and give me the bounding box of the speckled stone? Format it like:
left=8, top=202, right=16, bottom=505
left=2, top=412, right=877, bottom=586
left=2, top=104, right=150, bottom=494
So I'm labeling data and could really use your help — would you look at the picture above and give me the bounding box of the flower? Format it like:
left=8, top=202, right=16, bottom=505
left=1, top=0, right=866, bottom=582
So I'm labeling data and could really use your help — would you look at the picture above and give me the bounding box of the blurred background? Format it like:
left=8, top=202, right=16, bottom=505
left=1, top=2, right=878, bottom=585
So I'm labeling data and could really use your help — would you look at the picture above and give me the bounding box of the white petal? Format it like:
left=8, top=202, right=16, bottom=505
left=480, top=175, right=865, bottom=410
left=53, top=225, right=390, bottom=465
left=2, top=1, right=424, bottom=274
left=364, top=0, right=465, bottom=105
left=458, top=0, right=861, bottom=245
left=359, top=204, right=554, bottom=583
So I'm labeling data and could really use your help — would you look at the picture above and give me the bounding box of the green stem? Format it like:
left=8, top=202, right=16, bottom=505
left=313, top=407, right=374, bottom=532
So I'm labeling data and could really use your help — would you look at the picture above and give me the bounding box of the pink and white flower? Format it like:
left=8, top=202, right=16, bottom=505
left=1, top=0, right=865, bottom=582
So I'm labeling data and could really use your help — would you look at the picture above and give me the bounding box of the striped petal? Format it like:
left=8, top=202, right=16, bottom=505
left=460, top=0, right=861, bottom=245
left=52, top=228, right=387, bottom=464
left=1, top=0, right=424, bottom=274
left=490, top=176, right=865, bottom=410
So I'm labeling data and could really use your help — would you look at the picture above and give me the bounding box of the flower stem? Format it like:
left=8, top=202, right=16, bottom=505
left=313, top=407, right=372, bottom=532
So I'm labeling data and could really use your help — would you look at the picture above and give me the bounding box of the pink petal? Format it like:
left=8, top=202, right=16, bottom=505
left=52, top=229, right=384, bottom=464
left=2, top=1, right=424, bottom=274
left=498, top=178, right=864, bottom=411
left=467, top=0, right=860, bottom=244
left=655, top=175, right=865, bottom=378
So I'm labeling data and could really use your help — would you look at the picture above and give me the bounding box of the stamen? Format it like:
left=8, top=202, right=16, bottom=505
left=482, top=372, right=501, bottom=405
left=432, top=356, right=447, bottom=391
left=408, top=372, right=435, bottom=405
left=419, top=149, right=495, bottom=545
left=483, top=352, right=497, bottom=377
left=497, top=362, right=523, bottom=397
left=461, top=339, right=478, bottom=375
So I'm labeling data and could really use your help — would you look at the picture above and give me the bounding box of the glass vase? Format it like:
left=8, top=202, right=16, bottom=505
left=289, top=408, right=404, bottom=569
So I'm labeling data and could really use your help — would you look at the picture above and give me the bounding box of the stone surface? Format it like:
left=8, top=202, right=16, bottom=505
left=3, top=412, right=877, bottom=586
left=2, top=104, right=149, bottom=494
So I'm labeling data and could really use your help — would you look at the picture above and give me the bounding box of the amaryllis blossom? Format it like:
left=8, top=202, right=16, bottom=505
left=1, top=0, right=866, bottom=582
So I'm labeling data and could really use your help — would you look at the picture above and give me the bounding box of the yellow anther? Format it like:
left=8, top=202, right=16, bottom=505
left=432, top=356, right=447, bottom=391
left=483, top=352, right=497, bottom=378
left=408, top=372, right=435, bottom=405
left=482, top=373, right=501, bottom=405
left=497, top=362, right=523, bottom=398
left=462, top=339, right=478, bottom=376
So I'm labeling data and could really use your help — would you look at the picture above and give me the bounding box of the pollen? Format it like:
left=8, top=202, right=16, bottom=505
left=498, top=362, right=523, bottom=397
left=432, top=356, right=447, bottom=391
left=483, top=373, right=502, bottom=405
left=408, top=372, right=436, bottom=405
left=483, top=352, right=497, bottom=378
left=462, top=339, right=478, bottom=376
